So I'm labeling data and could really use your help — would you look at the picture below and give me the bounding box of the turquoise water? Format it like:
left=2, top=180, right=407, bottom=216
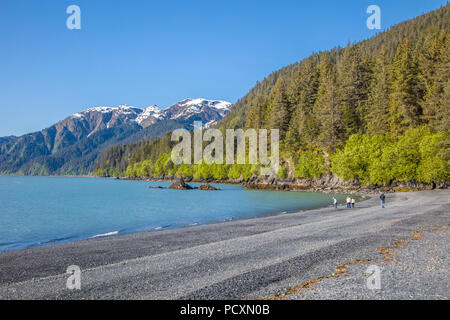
left=0, top=176, right=347, bottom=252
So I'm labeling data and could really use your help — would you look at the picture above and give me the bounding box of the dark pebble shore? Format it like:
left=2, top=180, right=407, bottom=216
left=0, top=190, right=448, bottom=300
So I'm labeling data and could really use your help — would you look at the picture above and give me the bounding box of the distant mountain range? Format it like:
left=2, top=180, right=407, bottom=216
left=0, top=98, right=232, bottom=175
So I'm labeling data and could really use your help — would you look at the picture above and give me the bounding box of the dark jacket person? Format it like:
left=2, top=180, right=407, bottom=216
left=380, top=193, right=386, bottom=208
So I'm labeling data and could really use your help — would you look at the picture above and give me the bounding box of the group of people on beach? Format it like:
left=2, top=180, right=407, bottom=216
left=331, top=196, right=355, bottom=210
left=332, top=193, right=386, bottom=210
left=332, top=196, right=355, bottom=210
left=346, top=197, right=355, bottom=208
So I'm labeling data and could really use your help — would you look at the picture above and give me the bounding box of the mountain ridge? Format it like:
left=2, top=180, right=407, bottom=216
left=0, top=98, right=232, bottom=175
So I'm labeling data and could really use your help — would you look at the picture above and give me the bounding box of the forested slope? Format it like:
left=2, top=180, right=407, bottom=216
left=96, top=4, right=449, bottom=186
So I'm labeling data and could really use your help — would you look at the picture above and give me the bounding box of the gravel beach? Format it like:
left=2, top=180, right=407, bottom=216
left=0, top=190, right=448, bottom=300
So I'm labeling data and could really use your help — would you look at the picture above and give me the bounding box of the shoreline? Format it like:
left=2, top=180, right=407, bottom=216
left=0, top=179, right=364, bottom=253
left=0, top=190, right=448, bottom=299
left=119, top=175, right=447, bottom=195
left=2, top=174, right=447, bottom=194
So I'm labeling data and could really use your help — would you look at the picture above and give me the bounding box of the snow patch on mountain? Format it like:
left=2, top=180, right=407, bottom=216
left=169, top=98, right=232, bottom=120
left=135, top=105, right=164, bottom=125
left=72, top=105, right=141, bottom=119
left=180, top=98, right=232, bottom=111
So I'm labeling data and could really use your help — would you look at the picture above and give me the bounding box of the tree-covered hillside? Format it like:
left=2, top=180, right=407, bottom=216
left=96, top=4, right=449, bottom=186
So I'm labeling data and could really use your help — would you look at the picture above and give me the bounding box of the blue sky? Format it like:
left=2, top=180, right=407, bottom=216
left=0, top=0, right=447, bottom=136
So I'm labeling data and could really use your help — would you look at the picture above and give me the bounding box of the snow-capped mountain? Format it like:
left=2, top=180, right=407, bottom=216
left=168, top=98, right=232, bottom=118
left=70, top=98, right=232, bottom=133
left=0, top=98, right=232, bottom=175
left=162, top=99, right=232, bottom=128
left=135, top=105, right=164, bottom=127
left=71, top=105, right=144, bottom=137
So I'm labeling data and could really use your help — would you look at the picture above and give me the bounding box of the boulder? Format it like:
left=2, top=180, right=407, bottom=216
left=198, top=184, right=220, bottom=191
left=168, top=177, right=194, bottom=190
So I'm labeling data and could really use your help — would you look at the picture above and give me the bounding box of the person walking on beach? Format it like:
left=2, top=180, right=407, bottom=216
left=333, top=197, right=338, bottom=210
left=351, top=198, right=355, bottom=208
left=380, top=193, right=386, bottom=208
left=346, top=196, right=351, bottom=208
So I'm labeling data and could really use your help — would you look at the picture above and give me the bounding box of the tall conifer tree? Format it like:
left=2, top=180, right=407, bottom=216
left=389, top=39, right=422, bottom=135
left=365, top=47, right=392, bottom=135
left=336, top=45, right=371, bottom=137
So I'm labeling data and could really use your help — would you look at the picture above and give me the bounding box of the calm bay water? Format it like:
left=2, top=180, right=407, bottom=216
left=0, top=176, right=347, bottom=252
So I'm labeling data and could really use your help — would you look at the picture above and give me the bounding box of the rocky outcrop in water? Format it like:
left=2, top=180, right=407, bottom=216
left=168, top=177, right=194, bottom=190
left=198, top=184, right=220, bottom=191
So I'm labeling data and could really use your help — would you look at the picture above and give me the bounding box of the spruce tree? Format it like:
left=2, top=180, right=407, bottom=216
left=336, top=45, right=371, bottom=137
left=365, top=47, right=392, bottom=135
left=389, top=39, right=422, bottom=135
left=314, top=54, right=343, bottom=151
left=285, top=57, right=320, bottom=150
left=420, top=31, right=449, bottom=131
left=268, top=77, right=291, bottom=140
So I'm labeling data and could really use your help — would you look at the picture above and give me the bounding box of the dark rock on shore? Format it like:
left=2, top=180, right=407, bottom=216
left=244, top=183, right=292, bottom=191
